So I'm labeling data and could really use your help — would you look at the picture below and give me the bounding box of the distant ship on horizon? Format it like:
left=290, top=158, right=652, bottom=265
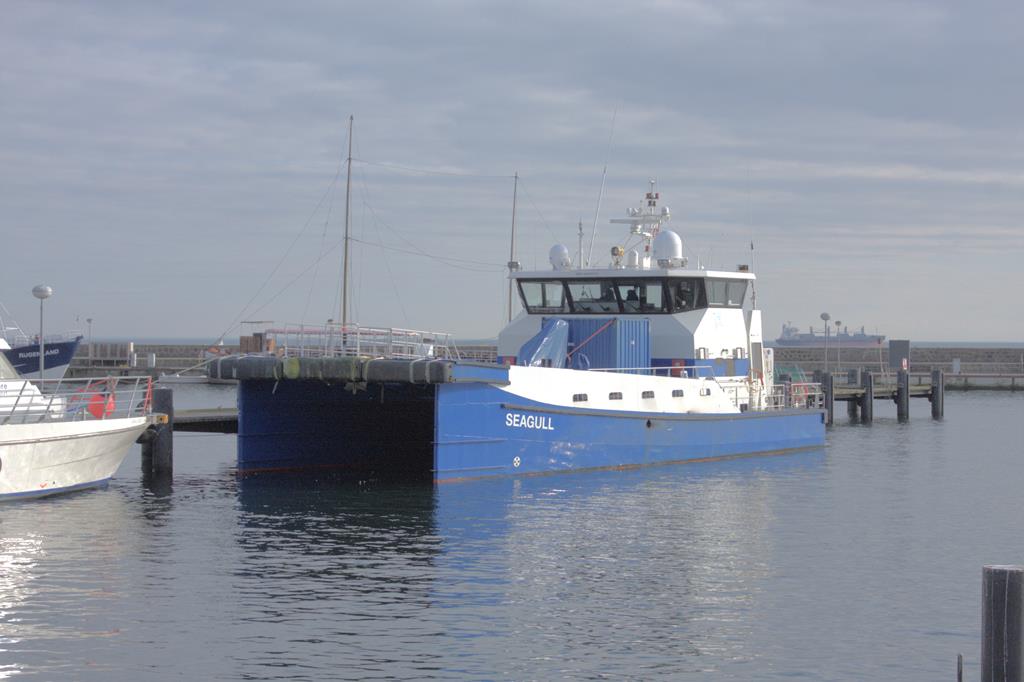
left=774, top=322, right=885, bottom=348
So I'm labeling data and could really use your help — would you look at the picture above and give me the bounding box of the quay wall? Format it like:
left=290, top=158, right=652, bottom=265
left=772, top=346, right=1024, bottom=374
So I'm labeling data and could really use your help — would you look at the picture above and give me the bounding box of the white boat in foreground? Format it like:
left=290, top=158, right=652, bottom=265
left=0, top=352, right=158, bottom=501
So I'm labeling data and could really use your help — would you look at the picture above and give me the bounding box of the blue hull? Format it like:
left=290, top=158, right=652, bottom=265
left=433, top=381, right=825, bottom=480
left=237, top=379, right=436, bottom=474
left=235, top=374, right=825, bottom=481
left=3, top=337, right=82, bottom=380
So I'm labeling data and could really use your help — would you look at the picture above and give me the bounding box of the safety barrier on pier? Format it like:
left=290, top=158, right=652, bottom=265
left=241, top=323, right=462, bottom=361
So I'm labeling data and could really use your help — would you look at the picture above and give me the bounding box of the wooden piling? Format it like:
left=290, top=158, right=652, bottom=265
left=847, top=398, right=859, bottom=421
left=931, top=369, right=945, bottom=419
left=148, top=386, right=174, bottom=476
left=983, top=565, right=1024, bottom=682
left=860, top=372, right=874, bottom=424
left=896, top=370, right=910, bottom=422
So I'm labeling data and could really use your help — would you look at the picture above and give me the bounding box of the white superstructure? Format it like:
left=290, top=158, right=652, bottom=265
left=498, top=181, right=775, bottom=412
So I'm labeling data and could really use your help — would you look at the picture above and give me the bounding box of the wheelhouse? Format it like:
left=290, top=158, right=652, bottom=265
left=516, top=274, right=751, bottom=316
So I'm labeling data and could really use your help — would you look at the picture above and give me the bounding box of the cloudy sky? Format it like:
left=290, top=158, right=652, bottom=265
left=2, top=1, right=1022, bottom=343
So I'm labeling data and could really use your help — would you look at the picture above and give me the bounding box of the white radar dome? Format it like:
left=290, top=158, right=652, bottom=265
left=653, top=229, right=684, bottom=268
left=548, top=244, right=572, bottom=270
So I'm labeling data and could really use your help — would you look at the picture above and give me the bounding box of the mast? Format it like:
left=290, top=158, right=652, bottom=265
left=341, top=115, right=353, bottom=327
left=507, top=172, right=518, bottom=323
left=577, top=218, right=584, bottom=270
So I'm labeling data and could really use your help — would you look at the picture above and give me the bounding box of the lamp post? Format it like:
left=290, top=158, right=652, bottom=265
left=32, top=284, right=53, bottom=384
left=820, top=312, right=831, bottom=376
left=86, top=317, right=93, bottom=365
left=835, top=320, right=842, bottom=371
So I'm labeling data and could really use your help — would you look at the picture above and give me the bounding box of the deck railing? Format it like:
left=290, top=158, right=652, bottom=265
left=0, top=376, right=153, bottom=425
left=257, top=323, right=462, bottom=361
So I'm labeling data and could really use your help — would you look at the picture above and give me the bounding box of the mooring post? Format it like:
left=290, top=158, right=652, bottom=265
left=860, top=372, right=874, bottom=424
left=982, top=565, right=1024, bottom=682
left=822, top=373, right=834, bottom=425
left=896, top=369, right=910, bottom=422
left=150, top=386, right=174, bottom=476
left=930, top=369, right=944, bottom=419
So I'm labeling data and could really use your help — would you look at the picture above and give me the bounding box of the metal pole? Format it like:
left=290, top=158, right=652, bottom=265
left=836, top=322, right=842, bottom=371
left=38, top=298, right=45, bottom=382
left=341, top=115, right=353, bottom=328
left=824, top=325, right=829, bottom=376
left=507, top=172, right=518, bottom=323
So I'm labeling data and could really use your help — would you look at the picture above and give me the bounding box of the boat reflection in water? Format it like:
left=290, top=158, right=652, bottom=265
left=233, top=449, right=824, bottom=677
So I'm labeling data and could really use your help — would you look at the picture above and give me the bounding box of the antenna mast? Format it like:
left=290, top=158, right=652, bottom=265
left=506, top=172, right=519, bottom=323
left=750, top=240, right=757, bottom=309
left=586, top=109, right=617, bottom=267
left=341, top=115, right=354, bottom=327
left=577, top=218, right=584, bottom=270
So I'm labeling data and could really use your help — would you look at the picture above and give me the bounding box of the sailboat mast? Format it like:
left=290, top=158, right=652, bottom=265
left=507, top=171, right=518, bottom=323
left=341, top=115, right=353, bottom=328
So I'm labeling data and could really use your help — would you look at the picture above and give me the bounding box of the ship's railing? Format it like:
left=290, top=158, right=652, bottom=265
left=587, top=364, right=721, bottom=378
left=764, top=382, right=823, bottom=410
left=0, top=376, right=153, bottom=425
left=1, top=330, right=83, bottom=347
left=258, top=323, right=462, bottom=361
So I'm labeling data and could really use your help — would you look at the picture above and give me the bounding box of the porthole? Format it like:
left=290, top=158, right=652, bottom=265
left=672, top=389, right=684, bottom=398
left=641, top=390, right=655, bottom=399
left=609, top=392, right=622, bottom=400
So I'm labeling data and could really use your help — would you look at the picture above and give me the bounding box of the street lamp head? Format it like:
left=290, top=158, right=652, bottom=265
left=820, top=312, right=830, bottom=322
left=32, top=285, right=53, bottom=300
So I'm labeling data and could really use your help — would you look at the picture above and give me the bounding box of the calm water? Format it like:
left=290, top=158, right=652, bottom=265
left=1, top=387, right=1022, bottom=680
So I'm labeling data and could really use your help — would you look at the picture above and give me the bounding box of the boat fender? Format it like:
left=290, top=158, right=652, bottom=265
left=283, top=357, right=302, bottom=380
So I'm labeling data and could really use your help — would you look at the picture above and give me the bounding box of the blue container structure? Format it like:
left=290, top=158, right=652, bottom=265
left=561, top=318, right=650, bottom=372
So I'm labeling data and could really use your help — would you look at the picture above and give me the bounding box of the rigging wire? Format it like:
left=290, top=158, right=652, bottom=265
left=237, top=239, right=344, bottom=323
left=302, top=153, right=345, bottom=325
left=515, top=178, right=560, bottom=245
left=211, top=156, right=345, bottom=345
left=356, top=163, right=410, bottom=326
left=347, top=238, right=506, bottom=272
left=352, top=158, right=515, bottom=179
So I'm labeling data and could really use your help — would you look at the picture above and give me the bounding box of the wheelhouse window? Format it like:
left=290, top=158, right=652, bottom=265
left=616, top=281, right=668, bottom=313
left=706, top=279, right=748, bottom=308
left=566, top=280, right=620, bottom=314
left=517, top=276, right=747, bottom=314
left=519, top=280, right=568, bottom=314
left=669, top=278, right=706, bottom=312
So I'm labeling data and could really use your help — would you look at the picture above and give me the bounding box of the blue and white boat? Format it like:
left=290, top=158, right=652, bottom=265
left=0, top=306, right=82, bottom=381
left=214, top=182, right=825, bottom=480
